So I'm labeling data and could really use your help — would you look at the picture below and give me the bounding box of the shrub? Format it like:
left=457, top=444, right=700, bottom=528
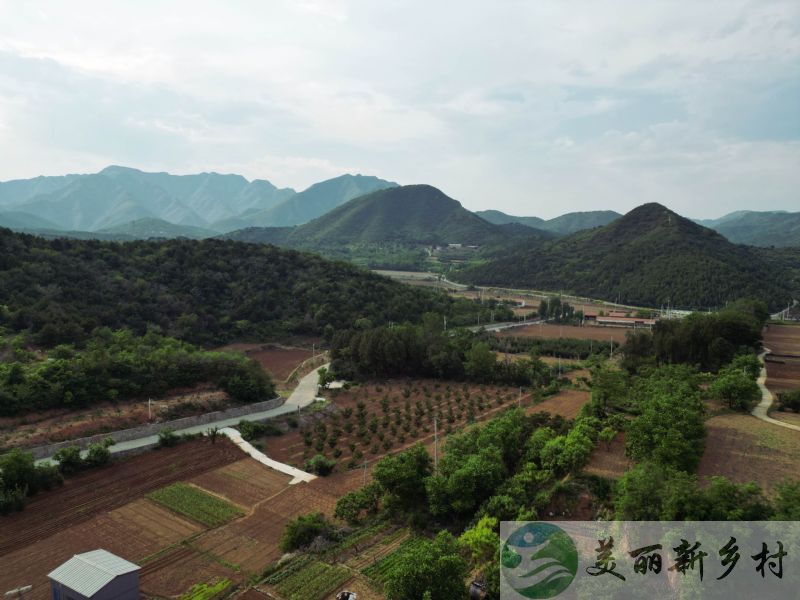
left=158, top=427, right=179, bottom=447
left=304, top=454, right=337, bottom=476
left=53, top=446, right=84, bottom=474
left=280, top=512, right=336, bottom=552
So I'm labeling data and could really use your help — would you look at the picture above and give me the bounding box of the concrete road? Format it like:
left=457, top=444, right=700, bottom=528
left=36, top=364, right=331, bottom=464
left=751, top=349, right=800, bottom=432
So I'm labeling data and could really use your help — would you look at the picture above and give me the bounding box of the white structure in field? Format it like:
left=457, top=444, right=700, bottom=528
left=48, top=549, right=139, bottom=600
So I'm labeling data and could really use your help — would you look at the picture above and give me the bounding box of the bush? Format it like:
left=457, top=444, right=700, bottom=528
left=304, top=454, right=337, bottom=476
left=777, top=390, right=800, bottom=413
left=158, top=427, right=179, bottom=447
left=280, top=512, right=336, bottom=552
left=238, top=419, right=283, bottom=441
left=53, top=445, right=84, bottom=474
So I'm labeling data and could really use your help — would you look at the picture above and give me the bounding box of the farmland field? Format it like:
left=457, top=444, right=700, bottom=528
left=583, top=432, right=630, bottom=480
left=698, top=413, right=800, bottom=495
left=147, top=482, right=245, bottom=527
left=0, top=439, right=242, bottom=599
left=261, top=379, right=527, bottom=470
left=270, top=560, right=352, bottom=600
left=496, top=322, right=630, bottom=343
left=361, top=536, right=426, bottom=584
left=525, top=389, right=591, bottom=420
left=764, top=324, right=800, bottom=398
left=219, top=343, right=315, bottom=381
left=190, top=459, right=292, bottom=508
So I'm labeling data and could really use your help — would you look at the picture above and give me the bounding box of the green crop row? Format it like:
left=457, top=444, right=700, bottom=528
left=361, top=537, right=426, bottom=584
left=147, top=483, right=243, bottom=527
left=275, top=560, right=352, bottom=600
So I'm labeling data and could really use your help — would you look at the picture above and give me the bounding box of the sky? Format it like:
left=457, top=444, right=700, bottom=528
left=0, top=1, right=797, bottom=219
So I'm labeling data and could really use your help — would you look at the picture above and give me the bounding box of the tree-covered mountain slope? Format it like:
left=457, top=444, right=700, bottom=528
left=455, top=203, right=797, bottom=310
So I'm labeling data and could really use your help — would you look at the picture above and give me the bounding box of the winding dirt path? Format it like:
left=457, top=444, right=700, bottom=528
left=751, top=348, right=800, bottom=432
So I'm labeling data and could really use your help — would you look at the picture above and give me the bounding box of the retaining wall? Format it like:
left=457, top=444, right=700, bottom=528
left=26, top=396, right=284, bottom=460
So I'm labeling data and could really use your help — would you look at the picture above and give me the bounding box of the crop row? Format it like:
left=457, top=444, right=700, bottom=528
left=147, top=483, right=243, bottom=527
left=275, top=560, right=352, bottom=600
left=361, top=537, right=426, bottom=584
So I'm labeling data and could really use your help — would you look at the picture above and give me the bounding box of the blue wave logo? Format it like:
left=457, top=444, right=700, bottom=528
left=501, top=522, right=578, bottom=598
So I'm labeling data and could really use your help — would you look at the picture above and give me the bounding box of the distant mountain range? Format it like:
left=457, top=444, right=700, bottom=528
left=225, top=185, right=550, bottom=247
left=0, top=167, right=394, bottom=234
left=695, top=211, right=800, bottom=247
left=456, top=203, right=797, bottom=310
left=476, top=209, right=621, bottom=234
left=0, top=166, right=797, bottom=249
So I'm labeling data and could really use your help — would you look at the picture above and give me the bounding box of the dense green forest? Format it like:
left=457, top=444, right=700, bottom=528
left=0, top=328, right=274, bottom=416
left=330, top=316, right=549, bottom=388
left=0, top=228, right=492, bottom=347
left=455, top=203, right=798, bottom=310
left=620, top=299, right=767, bottom=373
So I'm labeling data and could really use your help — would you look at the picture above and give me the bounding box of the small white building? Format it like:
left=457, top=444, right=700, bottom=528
left=48, top=549, right=139, bottom=600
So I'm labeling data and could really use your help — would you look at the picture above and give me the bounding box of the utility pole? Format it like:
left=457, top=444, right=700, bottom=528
left=443, top=315, right=447, bottom=331
left=148, top=398, right=152, bottom=421
left=610, top=336, right=614, bottom=360
left=434, top=417, right=439, bottom=472
left=363, top=460, right=367, bottom=485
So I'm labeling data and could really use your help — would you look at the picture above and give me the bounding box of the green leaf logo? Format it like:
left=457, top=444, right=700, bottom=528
left=501, top=523, right=578, bottom=599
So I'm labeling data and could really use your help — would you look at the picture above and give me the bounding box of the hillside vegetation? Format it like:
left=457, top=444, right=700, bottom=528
left=0, top=228, right=485, bottom=347
left=706, top=211, right=800, bottom=247
left=456, top=203, right=796, bottom=310
left=476, top=209, right=621, bottom=234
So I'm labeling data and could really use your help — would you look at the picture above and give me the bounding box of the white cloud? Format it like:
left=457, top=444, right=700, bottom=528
left=0, top=0, right=797, bottom=217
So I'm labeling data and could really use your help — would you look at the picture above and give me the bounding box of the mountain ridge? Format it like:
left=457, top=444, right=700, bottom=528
left=456, top=202, right=796, bottom=310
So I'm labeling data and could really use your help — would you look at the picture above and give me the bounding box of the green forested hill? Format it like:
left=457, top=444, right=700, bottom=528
left=455, top=203, right=797, bottom=310
left=708, top=211, right=800, bottom=247
left=226, top=185, right=545, bottom=247
left=476, top=209, right=620, bottom=234
left=0, top=228, right=483, bottom=347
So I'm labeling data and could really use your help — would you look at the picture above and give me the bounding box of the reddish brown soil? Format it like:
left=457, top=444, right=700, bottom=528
left=0, top=386, right=230, bottom=451
left=262, top=380, right=522, bottom=469
left=497, top=323, right=628, bottom=343
left=140, top=545, right=241, bottom=596
left=190, top=459, right=293, bottom=509
left=698, top=414, right=800, bottom=495
left=0, top=438, right=241, bottom=558
left=583, top=432, right=630, bottom=480
left=763, top=324, right=800, bottom=356
left=218, top=343, right=314, bottom=381
left=0, top=500, right=203, bottom=599
left=525, top=389, right=591, bottom=420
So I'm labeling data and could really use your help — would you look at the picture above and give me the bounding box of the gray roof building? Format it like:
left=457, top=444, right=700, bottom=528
left=47, top=549, right=139, bottom=600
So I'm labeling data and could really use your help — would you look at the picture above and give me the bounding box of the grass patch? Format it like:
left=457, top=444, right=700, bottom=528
left=179, top=578, right=231, bottom=600
left=147, top=483, right=244, bottom=527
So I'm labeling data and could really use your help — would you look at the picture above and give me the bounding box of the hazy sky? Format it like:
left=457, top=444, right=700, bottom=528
left=0, top=1, right=797, bottom=218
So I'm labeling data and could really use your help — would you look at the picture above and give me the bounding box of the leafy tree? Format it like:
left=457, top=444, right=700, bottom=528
left=53, top=446, right=84, bottom=475
left=304, top=454, right=337, bottom=476
left=372, top=443, right=432, bottom=516
left=464, top=342, right=497, bottom=383
left=709, top=369, right=760, bottom=411
left=773, top=480, right=800, bottom=520
left=334, top=481, right=382, bottom=525
left=280, top=512, right=336, bottom=552
left=384, top=531, right=469, bottom=600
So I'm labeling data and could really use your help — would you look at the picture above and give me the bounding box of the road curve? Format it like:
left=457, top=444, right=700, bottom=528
left=751, top=348, right=800, bottom=432
left=36, top=363, right=332, bottom=464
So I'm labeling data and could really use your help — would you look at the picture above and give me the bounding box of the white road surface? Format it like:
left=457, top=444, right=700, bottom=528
left=36, top=364, right=331, bottom=464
